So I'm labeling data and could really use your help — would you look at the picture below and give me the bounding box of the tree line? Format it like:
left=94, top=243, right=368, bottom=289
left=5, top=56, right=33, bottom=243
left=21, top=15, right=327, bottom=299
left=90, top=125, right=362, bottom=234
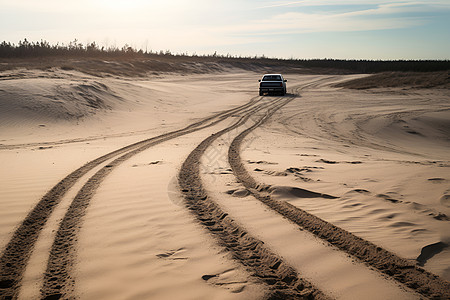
left=0, top=39, right=152, bottom=58
left=1, top=39, right=449, bottom=73
left=293, top=58, right=450, bottom=73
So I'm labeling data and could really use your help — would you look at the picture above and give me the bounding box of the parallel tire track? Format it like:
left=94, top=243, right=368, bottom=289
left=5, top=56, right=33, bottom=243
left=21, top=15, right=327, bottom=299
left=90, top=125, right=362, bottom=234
left=0, top=96, right=262, bottom=299
left=40, top=99, right=277, bottom=299
left=228, top=89, right=450, bottom=299
left=178, top=95, right=329, bottom=299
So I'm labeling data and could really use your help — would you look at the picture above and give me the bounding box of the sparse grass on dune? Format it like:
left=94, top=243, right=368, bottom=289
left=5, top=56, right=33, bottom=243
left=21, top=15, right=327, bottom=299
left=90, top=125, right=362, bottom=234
left=2, top=57, right=449, bottom=88
left=0, top=56, right=308, bottom=78
left=1, top=46, right=449, bottom=88
left=335, top=71, right=450, bottom=89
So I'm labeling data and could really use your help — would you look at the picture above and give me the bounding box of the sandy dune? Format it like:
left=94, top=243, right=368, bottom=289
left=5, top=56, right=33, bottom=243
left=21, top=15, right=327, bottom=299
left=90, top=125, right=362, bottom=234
left=0, top=68, right=449, bottom=299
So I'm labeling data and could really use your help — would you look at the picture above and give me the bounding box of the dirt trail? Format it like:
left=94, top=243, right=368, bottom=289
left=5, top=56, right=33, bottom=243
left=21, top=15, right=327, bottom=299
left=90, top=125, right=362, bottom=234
left=178, top=94, right=330, bottom=299
left=40, top=99, right=275, bottom=299
left=0, top=95, right=261, bottom=299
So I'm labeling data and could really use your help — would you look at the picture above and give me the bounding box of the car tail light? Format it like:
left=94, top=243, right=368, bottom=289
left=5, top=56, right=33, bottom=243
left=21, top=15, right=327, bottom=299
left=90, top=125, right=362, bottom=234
left=280, top=83, right=283, bottom=87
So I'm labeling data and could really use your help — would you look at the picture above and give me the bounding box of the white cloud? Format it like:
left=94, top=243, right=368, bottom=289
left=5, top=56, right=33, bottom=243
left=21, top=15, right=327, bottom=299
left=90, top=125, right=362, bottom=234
left=219, top=1, right=447, bottom=36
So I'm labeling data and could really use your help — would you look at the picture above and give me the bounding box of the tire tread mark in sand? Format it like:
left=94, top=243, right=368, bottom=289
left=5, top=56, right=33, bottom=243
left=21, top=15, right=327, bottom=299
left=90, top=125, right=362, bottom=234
left=228, top=90, right=450, bottom=299
left=179, top=96, right=329, bottom=299
left=0, top=96, right=261, bottom=299
left=39, top=100, right=273, bottom=299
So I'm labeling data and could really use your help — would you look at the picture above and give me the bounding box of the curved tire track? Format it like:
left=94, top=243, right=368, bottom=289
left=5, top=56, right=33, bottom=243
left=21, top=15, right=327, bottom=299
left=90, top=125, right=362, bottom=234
left=40, top=99, right=278, bottom=299
left=178, top=95, right=329, bottom=299
left=39, top=99, right=281, bottom=299
left=0, top=95, right=262, bottom=299
left=228, top=89, right=450, bottom=299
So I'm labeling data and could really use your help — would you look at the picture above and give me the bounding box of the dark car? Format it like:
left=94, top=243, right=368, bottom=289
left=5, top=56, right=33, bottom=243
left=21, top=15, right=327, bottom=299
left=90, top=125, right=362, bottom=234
left=258, top=74, right=287, bottom=96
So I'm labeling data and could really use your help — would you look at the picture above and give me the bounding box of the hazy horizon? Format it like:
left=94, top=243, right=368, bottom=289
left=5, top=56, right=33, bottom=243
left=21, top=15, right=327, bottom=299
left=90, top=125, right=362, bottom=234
left=1, top=0, right=450, bottom=60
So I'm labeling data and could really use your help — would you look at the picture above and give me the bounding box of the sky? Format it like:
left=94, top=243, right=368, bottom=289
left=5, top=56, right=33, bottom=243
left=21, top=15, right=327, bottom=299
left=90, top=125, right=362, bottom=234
left=1, top=0, right=449, bottom=59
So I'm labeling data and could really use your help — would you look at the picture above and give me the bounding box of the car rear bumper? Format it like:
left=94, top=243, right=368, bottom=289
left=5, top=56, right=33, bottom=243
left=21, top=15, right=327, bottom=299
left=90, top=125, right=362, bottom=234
left=260, top=88, right=284, bottom=92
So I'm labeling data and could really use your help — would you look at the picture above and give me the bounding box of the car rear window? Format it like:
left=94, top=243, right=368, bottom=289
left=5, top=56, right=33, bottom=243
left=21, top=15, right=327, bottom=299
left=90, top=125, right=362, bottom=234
left=262, top=75, right=281, bottom=81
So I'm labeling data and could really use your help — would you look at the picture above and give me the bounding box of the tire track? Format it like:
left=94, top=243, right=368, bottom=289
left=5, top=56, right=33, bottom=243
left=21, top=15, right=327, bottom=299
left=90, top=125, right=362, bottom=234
left=0, top=96, right=262, bottom=299
left=228, top=89, right=450, bottom=299
left=39, top=99, right=275, bottom=299
left=178, top=95, right=329, bottom=299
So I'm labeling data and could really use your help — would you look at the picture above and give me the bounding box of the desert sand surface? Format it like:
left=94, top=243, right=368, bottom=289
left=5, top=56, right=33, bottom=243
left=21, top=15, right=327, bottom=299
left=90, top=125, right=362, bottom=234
left=0, top=66, right=449, bottom=299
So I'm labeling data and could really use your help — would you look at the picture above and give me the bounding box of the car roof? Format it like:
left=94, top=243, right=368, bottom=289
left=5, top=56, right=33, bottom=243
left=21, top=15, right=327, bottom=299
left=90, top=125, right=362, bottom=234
left=263, top=74, right=283, bottom=76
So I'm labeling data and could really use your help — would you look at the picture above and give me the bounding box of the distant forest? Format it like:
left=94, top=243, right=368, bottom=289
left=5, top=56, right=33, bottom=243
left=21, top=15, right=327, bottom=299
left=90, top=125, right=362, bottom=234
left=1, top=39, right=449, bottom=73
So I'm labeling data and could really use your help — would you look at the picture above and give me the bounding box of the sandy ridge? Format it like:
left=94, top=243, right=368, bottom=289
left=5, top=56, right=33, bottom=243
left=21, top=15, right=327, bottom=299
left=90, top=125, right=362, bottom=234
left=0, top=95, right=262, bottom=299
left=178, top=96, right=329, bottom=299
left=227, top=89, right=450, bottom=299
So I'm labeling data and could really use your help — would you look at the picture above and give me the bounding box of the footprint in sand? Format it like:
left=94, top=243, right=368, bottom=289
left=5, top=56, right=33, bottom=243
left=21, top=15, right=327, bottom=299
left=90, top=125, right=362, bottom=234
left=285, top=167, right=323, bottom=182
left=226, top=188, right=250, bottom=198
left=156, top=248, right=188, bottom=260
left=417, top=242, right=448, bottom=266
left=132, top=160, right=162, bottom=167
left=201, top=269, right=248, bottom=293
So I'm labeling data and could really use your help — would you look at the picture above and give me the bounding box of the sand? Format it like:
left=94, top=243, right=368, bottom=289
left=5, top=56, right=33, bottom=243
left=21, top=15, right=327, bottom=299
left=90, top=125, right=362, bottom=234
left=243, top=79, right=450, bottom=274
left=0, top=67, right=449, bottom=299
